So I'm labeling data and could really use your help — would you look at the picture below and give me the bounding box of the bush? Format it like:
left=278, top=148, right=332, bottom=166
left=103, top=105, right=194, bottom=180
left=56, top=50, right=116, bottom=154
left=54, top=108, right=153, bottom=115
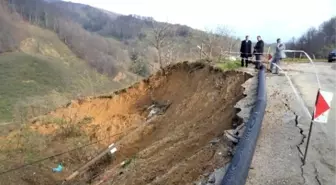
left=216, top=60, right=241, bottom=70
left=129, top=58, right=149, bottom=77
left=176, top=26, right=191, bottom=37
left=53, top=122, right=84, bottom=139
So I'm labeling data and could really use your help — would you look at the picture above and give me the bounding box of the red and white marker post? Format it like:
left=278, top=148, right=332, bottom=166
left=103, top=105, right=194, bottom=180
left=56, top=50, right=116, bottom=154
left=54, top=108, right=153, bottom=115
left=303, top=89, right=333, bottom=164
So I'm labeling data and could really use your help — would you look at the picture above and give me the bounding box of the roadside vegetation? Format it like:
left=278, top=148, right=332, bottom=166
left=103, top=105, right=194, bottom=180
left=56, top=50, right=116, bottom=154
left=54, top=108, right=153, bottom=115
left=287, top=16, right=336, bottom=59
left=4, top=0, right=241, bottom=75
left=216, top=60, right=241, bottom=70
left=282, top=58, right=326, bottom=63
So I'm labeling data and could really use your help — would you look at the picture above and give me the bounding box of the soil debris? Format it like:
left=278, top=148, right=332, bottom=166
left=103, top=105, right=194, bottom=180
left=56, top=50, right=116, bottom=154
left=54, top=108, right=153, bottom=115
left=0, top=62, right=252, bottom=185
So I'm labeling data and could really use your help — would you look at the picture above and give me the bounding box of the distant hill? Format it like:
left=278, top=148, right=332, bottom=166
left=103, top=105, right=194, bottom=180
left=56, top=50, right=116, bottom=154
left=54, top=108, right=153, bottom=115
left=0, top=1, right=133, bottom=122
left=0, top=0, right=240, bottom=122
left=287, top=16, right=336, bottom=58
left=5, top=0, right=240, bottom=74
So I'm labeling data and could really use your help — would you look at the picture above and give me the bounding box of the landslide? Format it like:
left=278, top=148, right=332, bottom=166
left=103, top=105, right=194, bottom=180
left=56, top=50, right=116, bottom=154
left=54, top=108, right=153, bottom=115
left=0, top=62, right=252, bottom=185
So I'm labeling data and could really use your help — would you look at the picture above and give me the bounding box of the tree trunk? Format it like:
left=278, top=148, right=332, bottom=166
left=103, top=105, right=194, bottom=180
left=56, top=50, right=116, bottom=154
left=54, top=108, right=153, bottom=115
left=45, top=12, right=48, bottom=28
left=158, top=47, right=162, bottom=69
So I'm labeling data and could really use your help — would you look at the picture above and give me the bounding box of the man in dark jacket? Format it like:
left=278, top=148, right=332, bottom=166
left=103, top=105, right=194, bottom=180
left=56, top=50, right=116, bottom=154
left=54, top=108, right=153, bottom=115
left=240, top=35, right=252, bottom=67
left=253, top=35, right=264, bottom=69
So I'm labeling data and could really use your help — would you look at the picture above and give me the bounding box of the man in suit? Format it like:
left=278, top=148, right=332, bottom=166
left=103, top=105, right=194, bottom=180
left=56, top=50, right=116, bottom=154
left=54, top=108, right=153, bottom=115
left=240, top=35, right=252, bottom=67
left=253, top=35, right=264, bottom=69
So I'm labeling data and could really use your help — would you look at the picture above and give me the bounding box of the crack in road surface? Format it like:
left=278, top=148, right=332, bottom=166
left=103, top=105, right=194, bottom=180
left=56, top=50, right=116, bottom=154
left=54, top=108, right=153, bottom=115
left=285, top=62, right=336, bottom=184
left=294, top=114, right=304, bottom=158
left=313, top=164, right=322, bottom=185
left=283, top=101, right=306, bottom=183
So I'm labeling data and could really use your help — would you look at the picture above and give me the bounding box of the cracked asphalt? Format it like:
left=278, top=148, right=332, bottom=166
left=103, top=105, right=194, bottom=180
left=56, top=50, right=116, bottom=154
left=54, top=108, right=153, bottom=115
left=245, top=69, right=304, bottom=185
left=286, top=62, right=336, bottom=185
left=241, top=62, right=335, bottom=185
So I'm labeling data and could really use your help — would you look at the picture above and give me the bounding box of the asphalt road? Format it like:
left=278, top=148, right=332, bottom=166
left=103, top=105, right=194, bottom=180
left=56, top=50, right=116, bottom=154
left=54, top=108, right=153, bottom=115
left=243, top=62, right=335, bottom=185
left=246, top=68, right=304, bottom=185
left=286, top=62, right=336, bottom=140
left=285, top=62, right=336, bottom=185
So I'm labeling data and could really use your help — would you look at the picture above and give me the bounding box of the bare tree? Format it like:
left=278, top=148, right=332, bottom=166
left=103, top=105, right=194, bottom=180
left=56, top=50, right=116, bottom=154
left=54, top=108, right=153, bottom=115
left=216, top=26, right=232, bottom=50
left=201, top=26, right=235, bottom=60
left=201, top=28, right=218, bottom=59
left=215, top=25, right=237, bottom=59
left=0, top=1, right=23, bottom=53
left=162, top=41, right=179, bottom=65
left=148, top=21, right=172, bottom=70
left=288, top=16, right=336, bottom=58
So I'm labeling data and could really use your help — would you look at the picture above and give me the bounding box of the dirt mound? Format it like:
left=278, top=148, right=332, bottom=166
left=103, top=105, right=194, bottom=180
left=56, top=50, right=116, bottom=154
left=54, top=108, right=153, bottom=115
left=1, top=62, right=251, bottom=185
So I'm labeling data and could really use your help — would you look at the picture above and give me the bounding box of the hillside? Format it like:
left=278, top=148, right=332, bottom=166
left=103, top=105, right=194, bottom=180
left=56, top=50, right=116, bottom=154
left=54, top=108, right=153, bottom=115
left=0, top=1, right=244, bottom=182
left=0, top=3, right=134, bottom=122
left=5, top=0, right=240, bottom=74
left=287, top=16, right=336, bottom=58
left=0, top=0, right=241, bottom=121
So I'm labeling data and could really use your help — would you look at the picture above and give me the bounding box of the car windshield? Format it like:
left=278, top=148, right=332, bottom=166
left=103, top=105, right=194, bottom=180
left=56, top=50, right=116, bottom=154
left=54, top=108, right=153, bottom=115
left=332, top=50, right=336, bottom=53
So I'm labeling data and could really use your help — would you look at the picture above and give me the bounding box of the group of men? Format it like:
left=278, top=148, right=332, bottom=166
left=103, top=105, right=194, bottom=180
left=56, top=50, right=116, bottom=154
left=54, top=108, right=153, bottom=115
left=239, top=35, right=286, bottom=74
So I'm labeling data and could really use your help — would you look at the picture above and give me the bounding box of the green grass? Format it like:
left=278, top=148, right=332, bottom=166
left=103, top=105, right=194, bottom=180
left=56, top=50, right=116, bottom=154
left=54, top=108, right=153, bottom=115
left=216, top=60, right=241, bottom=70
left=282, top=58, right=328, bottom=63
left=0, top=52, right=122, bottom=122
left=0, top=53, right=64, bottom=121
left=0, top=25, right=132, bottom=122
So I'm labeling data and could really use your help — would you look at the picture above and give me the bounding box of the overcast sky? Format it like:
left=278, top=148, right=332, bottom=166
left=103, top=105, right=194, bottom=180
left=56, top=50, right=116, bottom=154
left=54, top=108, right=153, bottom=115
left=66, top=0, right=336, bottom=43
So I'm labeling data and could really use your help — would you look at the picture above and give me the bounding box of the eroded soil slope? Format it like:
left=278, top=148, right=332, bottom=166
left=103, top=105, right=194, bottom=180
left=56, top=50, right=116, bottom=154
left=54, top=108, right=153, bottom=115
left=0, top=62, right=251, bottom=185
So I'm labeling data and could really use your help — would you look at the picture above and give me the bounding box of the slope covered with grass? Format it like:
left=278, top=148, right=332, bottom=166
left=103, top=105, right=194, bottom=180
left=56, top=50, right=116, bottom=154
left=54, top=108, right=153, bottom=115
left=0, top=51, right=124, bottom=122
left=0, top=52, right=63, bottom=120
left=0, top=23, right=133, bottom=122
left=0, top=1, right=139, bottom=123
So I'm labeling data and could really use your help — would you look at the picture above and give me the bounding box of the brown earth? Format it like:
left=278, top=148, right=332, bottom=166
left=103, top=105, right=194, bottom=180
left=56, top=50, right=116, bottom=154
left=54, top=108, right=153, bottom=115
left=0, top=62, right=251, bottom=185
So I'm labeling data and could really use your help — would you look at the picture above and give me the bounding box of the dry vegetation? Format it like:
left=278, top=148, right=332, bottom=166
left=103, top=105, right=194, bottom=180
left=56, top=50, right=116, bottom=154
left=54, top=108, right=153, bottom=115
left=0, top=0, right=26, bottom=52
left=287, top=16, right=336, bottom=58
left=4, top=0, right=241, bottom=76
left=0, top=0, right=242, bottom=122
left=0, top=1, right=128, bottom=122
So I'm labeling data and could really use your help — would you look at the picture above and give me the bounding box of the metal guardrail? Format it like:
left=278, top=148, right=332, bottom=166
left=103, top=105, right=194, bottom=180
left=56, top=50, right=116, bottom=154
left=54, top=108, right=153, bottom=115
left=221, top=65, right=267, bottom=185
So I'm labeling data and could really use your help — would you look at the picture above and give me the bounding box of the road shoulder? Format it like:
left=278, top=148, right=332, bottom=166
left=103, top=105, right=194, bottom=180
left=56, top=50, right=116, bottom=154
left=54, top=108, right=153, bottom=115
left=246, top=73, right=304, bottom=185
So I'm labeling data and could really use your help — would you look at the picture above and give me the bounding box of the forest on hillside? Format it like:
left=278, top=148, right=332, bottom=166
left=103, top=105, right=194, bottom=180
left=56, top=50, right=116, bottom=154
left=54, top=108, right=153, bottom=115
left=0, top=0, right=242, bottom=122
left=287, top=17, right=336, bottom=58
left=1, top=0, right=240, bottom=78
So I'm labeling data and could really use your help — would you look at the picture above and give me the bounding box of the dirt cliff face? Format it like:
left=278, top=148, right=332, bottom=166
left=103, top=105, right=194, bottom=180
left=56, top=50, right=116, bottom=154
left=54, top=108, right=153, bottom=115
left=1, top=62, right=252, bottom=185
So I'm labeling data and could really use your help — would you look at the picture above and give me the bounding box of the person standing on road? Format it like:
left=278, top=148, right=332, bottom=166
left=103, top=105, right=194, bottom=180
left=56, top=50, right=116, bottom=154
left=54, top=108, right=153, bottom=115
left=270, top=38, right=286, bottom=74
left=240, top=35, right=252, bottom=67
left=253, top=36, right=264, bottom=69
